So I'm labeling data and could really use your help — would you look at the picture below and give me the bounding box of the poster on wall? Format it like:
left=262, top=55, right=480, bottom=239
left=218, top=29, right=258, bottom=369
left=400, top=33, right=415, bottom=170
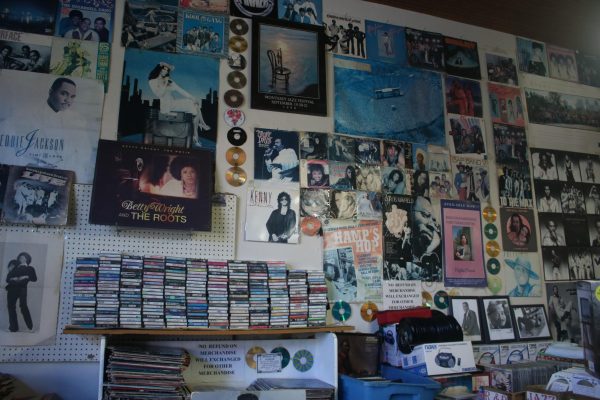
left=443, top=36, right=481, bottom=80
left=0, top=29, right=52, bottom=73
left=254, top=127, right=300, bottom=183
left=89, top=140, right=213, bottom=231
left=446, top=114, right=486, bottom=156
left=122, top=0, right=178, bottom=52
left=323, top=12, right=366, bottom=58
left=55, top=0, right=116, bottom=42
left=449, top=155, right=490, bottom=203
left=230, top=0, right=277, bottom=19
left=441, top=200, right=486, bottom=287
left=488, top=83, right=525, bottom=127
left=176, top=10, right=228, bottom=57
left=278, top=0, right=322, bottom=25
left=365, top=20, right=406, bottom=65
left=180, top=0, right=229, bottom=14
left=516, top=37, right=548, bottom=77
left=251, top=18, right=327, bottom=116
left=546, top=45, right=579, bottom=83
left=546, top=282, right=581, bottom=344
left=0, top=0, right=57, bottom=35
left=502, top=252, right=541, bottom=297
left=500, top=207, right=537, bottom=252
left=525, top=88, right=600, bottom=132
left=405, top=28, right=444, bottom=71
left=445, top=76, right=483, bottom=117
left=485, top=53, right=518, bottom=86
left=0, top=231, right=64, bottom=346
left=0, top=70, right=104, bottom=184
left=382, top=194, right=413, bottom=280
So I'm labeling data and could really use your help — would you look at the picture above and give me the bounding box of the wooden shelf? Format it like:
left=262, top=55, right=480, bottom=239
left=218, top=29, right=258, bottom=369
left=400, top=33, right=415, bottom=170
left=63, top=325, right=354, bottom=336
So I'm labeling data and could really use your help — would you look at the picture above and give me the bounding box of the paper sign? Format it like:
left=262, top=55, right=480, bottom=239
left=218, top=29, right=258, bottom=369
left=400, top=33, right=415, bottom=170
left=383, top=280, right=421, bottom=310
left=257, top=353, right=283, bottom=373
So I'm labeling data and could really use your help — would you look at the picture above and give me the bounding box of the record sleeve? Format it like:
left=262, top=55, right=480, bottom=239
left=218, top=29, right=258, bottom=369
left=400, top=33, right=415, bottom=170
left=301, top=159, right=329, bottom=188
left=254, top=127, right=300, bottom=183
left=50, top=38, right=111, bottom=90
left=445, top=76, right=483, bottom=117
left=0, top=29, right=52, bottom=73
left=405, top=28, right=444, bottom=71
left=450, top=155, right=490, bottom=203
left=500, top=207, right=537, bottom=252
left=177, top=10, right=228, bottom=58
left=299, top=131, right=328, bottom=160
left=485, top=53, right=518, bottom=86
left=546, top=282, right=581, bottom=344
left=89, top=140, right=213, bottom=231
left=446, top=114, right=486, bottom=156
left=0, top=1, right=58, bottom=35
left=356, top=191, right=382, bottom=220
left=443, top=36, right=481, bottom=80
left=503, top=252, right=541, bottom=297
left=122, top=0, right=178, bottom=52
left=382, top=194, right=413, bottom=281
left=55, top=0, right=115, bottom=42
left=488, top=83, right=525, bottom=127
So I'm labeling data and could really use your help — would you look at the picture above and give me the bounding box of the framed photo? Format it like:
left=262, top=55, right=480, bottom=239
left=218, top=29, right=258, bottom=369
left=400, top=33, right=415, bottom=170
left=511, top=305, right=552, bottom=341
left=251, top=17, right=327, bottom=116
left=449, top=297, right=483, bottom=343
left=480, top=296, right=517, bottom=343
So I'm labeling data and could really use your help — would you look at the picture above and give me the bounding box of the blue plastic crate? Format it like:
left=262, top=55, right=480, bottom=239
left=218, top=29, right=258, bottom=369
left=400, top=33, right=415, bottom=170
left=339, top=368, right=441, bottom=400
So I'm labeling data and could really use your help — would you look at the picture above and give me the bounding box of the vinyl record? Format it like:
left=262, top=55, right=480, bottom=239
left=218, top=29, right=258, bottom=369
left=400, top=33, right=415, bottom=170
left=332, top=300, right=351, bottom=322
left=271, top=346, right=291, bottom=369
left=484, top=223, right=498, bottom=240
left=226, top=146, right=246, bottom=166
left=227, top=71, right=247, bottom=89
left=245, top=346, right=266, bottom=369
left=422, top=291, right=433, bottom=307
left=486, top=258, right=501, bottom=275
left=360, top=301, right=379, bottom=322
left=434, top=290, right=449, bottom=309
left=226, top=166, right=247, bottom=187
left=229, top=35, right=248, bottom=53
left=229, top=18, right=249, bottom=35
left=227, top=127, right=247, bottom=146
left=224, top=89, right=244, bottom=108
left=300, top=216, right=321, bottom=236
left=483, top=206, right=497, bottom=223
left=292, top=349, right=314, bottom=372
left=485, top=240, right=500, bottom=257
left=224, top=108, right=245, bottom=127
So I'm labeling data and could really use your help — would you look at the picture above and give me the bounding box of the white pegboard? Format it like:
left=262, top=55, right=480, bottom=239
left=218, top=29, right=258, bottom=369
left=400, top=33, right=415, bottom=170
left=0, top=184, right=237, bottom=362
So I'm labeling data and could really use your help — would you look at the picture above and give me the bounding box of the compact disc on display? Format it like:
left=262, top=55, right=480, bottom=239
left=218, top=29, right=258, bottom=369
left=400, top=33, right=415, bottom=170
left=485, top=240, right=500, bottom=257
left=271, top=347, right=291, bottom=369
left=227, top=127, right=247, bottom=146
left=422, top=291, right=433, bottom=307
left=226, top=146, right=246, bottom=166
left=483, top=206, right=497, bottom=223
left=224, top=108, right=246, bottom=127
left=225, top=166, right=247, bottom=187
left=292, top=349, right=314, bottom=372
left=229, top=18, right=249, bottom=35
left=332, top=300, right=351, bottom=322
left=487, top=258, right=501, bottom=275
left=360, top=302, right=379, bottom=322
left=434, top=290, right=449, bottom=309
left=448, top=289, right=461, bottom=297
left=484, top=223, right=498, bottom=240
left=300, top=216, right=321, bottom=236
left=224, top=89, right=244, bottom=108
left=245, top=346, right=266, bottom=369
left=487, top=275, right=503, bottom=294
left=228, top=35, right=248, bottom=53
left=227, top=71, right=247, bottom=89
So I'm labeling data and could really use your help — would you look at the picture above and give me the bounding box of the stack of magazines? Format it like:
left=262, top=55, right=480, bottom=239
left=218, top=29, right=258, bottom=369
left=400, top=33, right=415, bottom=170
left=247, top=378, right=335, bottom=400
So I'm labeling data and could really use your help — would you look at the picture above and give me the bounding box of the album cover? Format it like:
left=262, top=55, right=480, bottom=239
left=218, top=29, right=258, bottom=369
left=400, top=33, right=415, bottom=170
left=579, top=154, right=600, bottom=184
left=485, top=53, right=518, bottom=86
left=251, top=18, right=326, bottom=116
left=254, top=127, right=300, bottom=183
left=428, top=171, right=456, bottom=199
left=449, top=297, right=483, bottom=343
left=354, top=138, right=381, bottom=164
left=230, top=0, right=277, bottom=19
left=446, top=114, right=486, bottom=156
left=576, top=51, right=600, bottom=88
left=55, top=0, right=115, bottom=42
left=488, top=83, right=525, bottom=127
left=512, top=305, right=551, bottom=340
left=328, top=134, right=355, bottom=163
left=450, top=155, right=490, bottom=203
left=503, top=252, right=541, bottom=297
left=355, top=165, right=381, bottom=192
left=559, top=183, right=586, bottom=214
left=0, top=29, right=52, bottom=73
left=542, top=246, right=569, bottom=281
left=381, top=140, right=412, bottom=168
left=412, top=144, right=428, bottom=171
left=176, top=10, right=228, bottom=57
left=278, top=0, right=322, bottom=25
left=300, top=188, right=330, bottom=218
left=0, top=0, right=58, bottom=35
left=585, top=183, right=600, bottom=214
left=365, top=20, right=406, bottom=65
left=555, top=152, right=582, bottom=182
left=500, top=208, right=537, bottom=252
left=50, top=38, right=111, bottom=90
left=122, top=0, right=178, bottom=52
left=337, top=333, right=380, bottom=377
left=323, top=219, right=383, bottom=302
left=118, top=49, right=219, bottom=151
left=428, top=152, right=450, bottom=172
left=405, top=28, right=444, bottom=71
left=89, top=140, right=213, bottom=231
left=441, top=200, right=486, bottom=287
left=546, top=282, right=581, bottom=344
left=538, top=213, right=566, bottom=247
left=530, top=148, right=559, bottom=181
left=382, top=194, right=412, bottom=281
left=563, top=215, right=589, bottom=246
left=412, top=170, right=429, bottom=197
left=481, top=296, right=516, bottom=343
left=330, top=190, right=356, bottom=220
left=300, top=159, right=329, bottom=188
left=411, top=196, right=442, bottom=282
left=334, top=58, right=445, bottom=145
left=356, top=191, right=382, bottom=220
left=0, top=165, right=10, bottom=215
left=443, top=36, right=481, bottom=80
left=516, top=37, right=548, bottom=77
left=546, top=45, right=578, bottom=82
left=497, top=162, right=533, bottom=208
left=0, top=70, right=103, bottom=184
left=445, top=76, right=483, bottom=117
left=568, top=248, right=594, bottom=280
left=323, top=11, right=366, bottom=58
left=180, top=0, right=229, bottom=13
left=329, top=162, right=356, bottom=190
left=381, top=167, right=411, bottom=195
left=299, top=131, right=327, bottom=160
left=534, top=181, right=563, bottom=213
left=525, top=88, right=600, bottom=132
left=2, top=166, right=74, bottom=226
left=245, top=183, right=299, bottom=244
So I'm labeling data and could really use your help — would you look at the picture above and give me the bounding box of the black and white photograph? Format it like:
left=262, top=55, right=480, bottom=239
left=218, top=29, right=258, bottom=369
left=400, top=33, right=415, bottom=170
left=511, top=305, right=552, bottom=340
left=538, top=214, right=566, bottom=246
left=568, top=249, right=594, bottom=280
left=556, top=152, right=582, bottom=182
left=410, top=195, right=443, bottom=282
left=542, top=247, right=570, bottom=281
left=230, top=0, right=277, bottom=18
left=0, top=31, right=52, bottom=73
left=449, top=297, right=483, bottom=343
left=355, top=138, right=381, bottom=165
left=563, top=215, right=590, bottom=247
left=531, top=150, right=559, bottom=181
left=254, top=128, right=300, bottom=183
left=0, top=231, right=63, bottom=346
left=330, top=190, right=356, bottom=220
left=382, top=194, right=413, bottom=280
left=245, top=184, right=300, bottom=244
left=560, top=183, right=586, bottom=214
left=328, top=135, right=355, bottom=163
left=481, top=296, right=516, bottom=343
left=585, top=184, right=600, bottom=214
left=299, top=131, right=328, bottom=160
left=579, top=155, right=600, bottom=184
left=300, top=188, right=330, bottom=218
left=589, top=217, right=600, bottom=246
left=534, top=181, right=562, bottom=213
left=592, top=248, right=600, bottom=278
left=323, top=12, right=366, bottom=58
left=546, top=282, right=581, bottom=344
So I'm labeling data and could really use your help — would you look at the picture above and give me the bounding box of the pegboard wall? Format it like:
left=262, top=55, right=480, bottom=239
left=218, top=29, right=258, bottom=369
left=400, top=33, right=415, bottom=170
left=0, top=184, right=237, bottom=362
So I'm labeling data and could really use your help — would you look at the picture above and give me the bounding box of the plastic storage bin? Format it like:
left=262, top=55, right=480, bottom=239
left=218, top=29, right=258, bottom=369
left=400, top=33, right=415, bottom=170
left=339, top=367, right=441, bottom=400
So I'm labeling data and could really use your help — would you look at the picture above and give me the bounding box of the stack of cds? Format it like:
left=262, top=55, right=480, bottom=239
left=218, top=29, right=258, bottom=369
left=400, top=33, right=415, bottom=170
left=96, top=253, right=122, bottom=328
left=307, top=271, right=328, bottom=327
left=185, top=258, right=208, bottom=328
left=104, top=345, right=190, bottom=399
left=228, top=261, right=250, bottom=329
left=165, top=257, right=187, bottom=328
left=142, top=256, right=166, bottom=328
left=71, top=257, right=99, bottom=327
left=207, top=260, right=229, bottom=329
left=119, top=255, right=143, bottom=328
left=288, top=269, right=308, bottom=328
left=248, top=262, right=270, bottom=329
left=268, top=261, right=289, bottom=328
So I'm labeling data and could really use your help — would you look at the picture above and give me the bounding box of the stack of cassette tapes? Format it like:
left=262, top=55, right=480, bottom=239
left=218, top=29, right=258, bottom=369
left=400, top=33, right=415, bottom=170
left=119, top=255, right=143, bottom=328
left=268, top=261, right=289, bottom=328
left=207, top=260, right=229, bottom=329
left=248, top=261, right=270, bottom=329
left=71, top=257, right=99, bottom=327
left=288, top=269, right=308, bottom=328
left=142, top=255, right=166, bottom=328
left=165, top=257, right=187, bottom=328
left=228, top=260, right=250, bottom=329
left=185, top=258, right=208, bottom=328
left=96, top=253, right=122, bottom=328
left=307, top=270, right=328, bottom=327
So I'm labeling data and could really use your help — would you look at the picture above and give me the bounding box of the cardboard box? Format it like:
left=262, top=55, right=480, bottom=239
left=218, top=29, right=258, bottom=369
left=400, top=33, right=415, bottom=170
left=381, top=324, right=402, bottom=367
left=576, top=281, right=600, bottom=378
left=501, top=343, right=530, bottom=365
left=473, top=344, right=501, bottom=365
left=400, top=341, right=477, bottom=376
left=527, top=342, right=553, bottom=361
left=546, top=367, right=600, bottom=398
